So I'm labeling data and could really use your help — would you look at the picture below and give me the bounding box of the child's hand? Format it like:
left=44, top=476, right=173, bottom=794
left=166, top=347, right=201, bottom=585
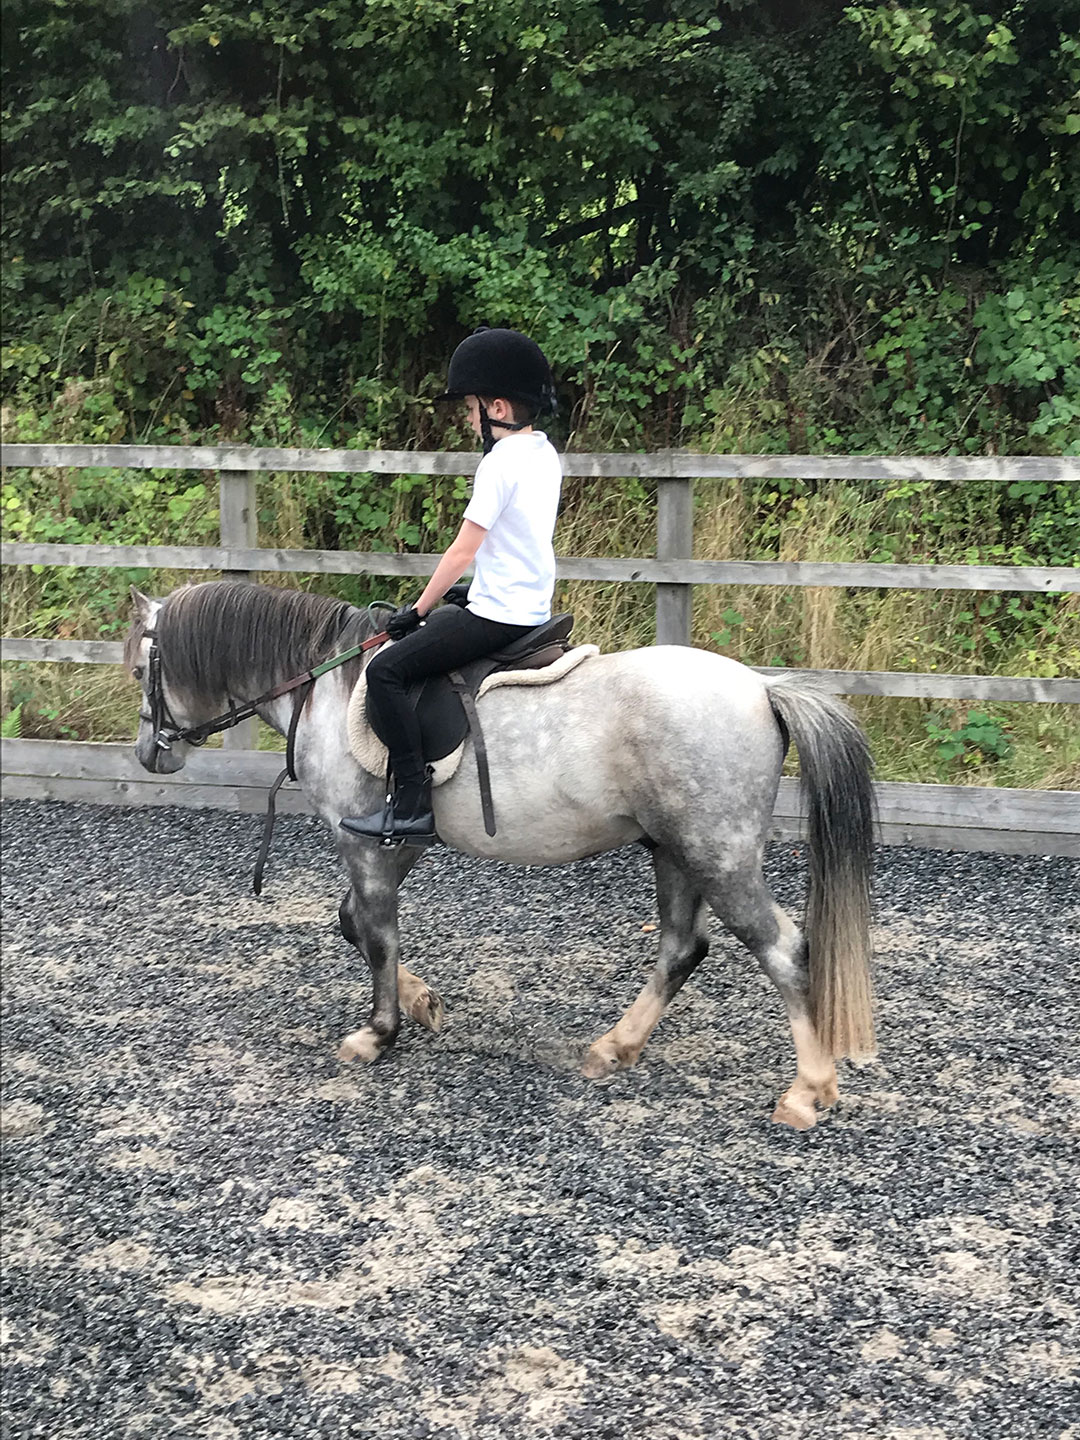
left=443, top=584, right=470, bottom=608
left=386, top=606, right=422, bottom=640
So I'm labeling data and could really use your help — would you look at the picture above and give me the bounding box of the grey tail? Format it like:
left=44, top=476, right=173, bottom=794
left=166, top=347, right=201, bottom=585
left=765, top=680, right=876, bottom=1058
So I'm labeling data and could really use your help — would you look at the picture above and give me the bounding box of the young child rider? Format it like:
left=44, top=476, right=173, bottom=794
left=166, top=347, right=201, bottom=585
left=340, top=325, right=561, bottom=844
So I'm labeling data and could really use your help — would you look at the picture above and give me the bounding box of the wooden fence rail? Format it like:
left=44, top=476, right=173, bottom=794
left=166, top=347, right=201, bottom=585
left=4, top=541, right=1076, bottom=595
left=4, top=442, right=1079, bottom=482
left=2, top=739, right=1075, bottom=858
left=2, top=443, right=1078, bottom=854
left=2, top=638, right=1077, bottom=706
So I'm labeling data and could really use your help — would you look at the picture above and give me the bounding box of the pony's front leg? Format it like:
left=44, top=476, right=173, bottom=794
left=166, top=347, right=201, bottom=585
left=335, top=846, right=430, bottom=1064
left=397, top=963, right=445, bottom=1034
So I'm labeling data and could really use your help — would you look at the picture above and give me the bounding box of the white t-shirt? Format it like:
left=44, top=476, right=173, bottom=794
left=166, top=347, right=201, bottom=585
left=462, top=431, right=561, bottom=626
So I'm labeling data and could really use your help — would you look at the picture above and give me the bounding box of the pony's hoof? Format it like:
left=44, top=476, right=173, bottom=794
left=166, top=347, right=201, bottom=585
left=771, top=1094, right=818, bottom=1131
left=581, top=1041, right=624, bottom=1079
left=337, top=1028, right=387, bottom=1064
left=406, top=986, right=444, bottom=1034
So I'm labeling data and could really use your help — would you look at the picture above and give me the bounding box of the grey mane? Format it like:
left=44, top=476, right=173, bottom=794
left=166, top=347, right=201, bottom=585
left=155, top=581, right=373, bottom=704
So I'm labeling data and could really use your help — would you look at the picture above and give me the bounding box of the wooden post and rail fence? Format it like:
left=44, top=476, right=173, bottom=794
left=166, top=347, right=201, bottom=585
left=1, top=443, right=1077, bottom=856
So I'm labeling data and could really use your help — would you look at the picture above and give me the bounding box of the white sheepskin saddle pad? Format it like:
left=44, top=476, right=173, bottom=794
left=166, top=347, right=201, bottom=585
left=347, top=643, right=601, bottom=786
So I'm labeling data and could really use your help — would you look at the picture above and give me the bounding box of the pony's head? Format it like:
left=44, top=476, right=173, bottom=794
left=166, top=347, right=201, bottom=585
left=124, top=580, right=361, bottom=774
left=124, top=586, right=202, bottom=774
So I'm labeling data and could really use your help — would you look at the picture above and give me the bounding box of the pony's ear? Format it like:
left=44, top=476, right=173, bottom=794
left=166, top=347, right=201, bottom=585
left=130, top=586, right=154, bottom=621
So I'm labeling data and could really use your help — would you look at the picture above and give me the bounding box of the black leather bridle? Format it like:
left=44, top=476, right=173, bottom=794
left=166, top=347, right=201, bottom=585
left=140, top=628, right=265, bottom=755
left=139, top=625, right=389, bottom=755
left=137, top=612, right=392, bottom=892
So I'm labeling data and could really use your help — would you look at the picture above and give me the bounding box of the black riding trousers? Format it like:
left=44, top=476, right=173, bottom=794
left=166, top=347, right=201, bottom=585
left=365, top=607, right=533, bottom=786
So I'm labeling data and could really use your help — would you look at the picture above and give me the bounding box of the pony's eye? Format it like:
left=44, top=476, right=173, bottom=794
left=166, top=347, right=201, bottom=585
left=133, top=667, right=144, bottom=681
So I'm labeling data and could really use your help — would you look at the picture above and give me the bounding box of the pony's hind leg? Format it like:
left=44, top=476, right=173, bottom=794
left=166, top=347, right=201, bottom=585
left=707, top=873, right=838, bottom=1130
left=582, top=847, right=709, bottom=1078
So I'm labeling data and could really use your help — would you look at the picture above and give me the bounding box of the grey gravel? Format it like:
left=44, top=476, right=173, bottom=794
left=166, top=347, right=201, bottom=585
left=2, top=798, right=1078, bottom=1440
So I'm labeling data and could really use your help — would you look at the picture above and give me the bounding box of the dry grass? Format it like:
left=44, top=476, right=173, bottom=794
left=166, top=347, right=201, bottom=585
left=2, top=471, right=1076, bottom=785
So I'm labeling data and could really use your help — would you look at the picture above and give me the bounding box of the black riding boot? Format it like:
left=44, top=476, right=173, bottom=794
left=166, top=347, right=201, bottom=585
left=340, top=775, right=437, bottom=845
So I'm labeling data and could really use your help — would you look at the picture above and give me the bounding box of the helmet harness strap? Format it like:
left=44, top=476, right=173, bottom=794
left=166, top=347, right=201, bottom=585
left=478, top=405, right=531, bottom=455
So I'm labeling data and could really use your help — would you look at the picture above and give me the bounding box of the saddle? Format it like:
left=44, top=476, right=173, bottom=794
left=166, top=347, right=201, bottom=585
left=365, top=607, right=575, bottom=768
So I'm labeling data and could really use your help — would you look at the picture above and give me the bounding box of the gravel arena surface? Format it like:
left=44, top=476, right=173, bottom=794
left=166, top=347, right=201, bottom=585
left=2, top=799, right=1078, bottom=1440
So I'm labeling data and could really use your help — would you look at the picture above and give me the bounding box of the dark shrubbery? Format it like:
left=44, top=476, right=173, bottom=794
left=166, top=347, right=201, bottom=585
left=2, top=1, right=1077, bottom=778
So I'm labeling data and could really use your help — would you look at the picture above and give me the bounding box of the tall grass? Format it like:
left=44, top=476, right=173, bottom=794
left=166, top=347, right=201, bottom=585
left=2, top=466, right=1076, bottom=786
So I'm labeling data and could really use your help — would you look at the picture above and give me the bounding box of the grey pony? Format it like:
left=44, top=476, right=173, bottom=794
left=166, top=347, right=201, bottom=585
left=126, top=580, right=875, bottom=1131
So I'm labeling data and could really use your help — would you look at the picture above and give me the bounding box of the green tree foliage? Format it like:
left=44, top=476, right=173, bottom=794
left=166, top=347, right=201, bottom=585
left=3, top=0, right=1078, bottom=456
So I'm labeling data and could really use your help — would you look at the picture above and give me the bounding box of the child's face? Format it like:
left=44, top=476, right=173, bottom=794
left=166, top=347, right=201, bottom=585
left=465, top=395, right=483, bottom=439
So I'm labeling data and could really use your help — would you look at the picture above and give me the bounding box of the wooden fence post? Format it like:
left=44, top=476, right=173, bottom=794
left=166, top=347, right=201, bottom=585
left=655, top=475, right=694, bottom=645
left=218, top=469, right=259, bottom=750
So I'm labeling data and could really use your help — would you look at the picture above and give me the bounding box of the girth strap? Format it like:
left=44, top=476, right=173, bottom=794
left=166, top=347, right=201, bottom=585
left=253, top=678, right=313, bottom=896
left=447, top=670, right=497, bottom=837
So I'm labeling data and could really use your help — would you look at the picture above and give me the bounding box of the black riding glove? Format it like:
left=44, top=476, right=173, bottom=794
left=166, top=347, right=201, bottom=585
left=386, top=605, right=423, bottom=641
left=443, top=584, right=470, bottom=609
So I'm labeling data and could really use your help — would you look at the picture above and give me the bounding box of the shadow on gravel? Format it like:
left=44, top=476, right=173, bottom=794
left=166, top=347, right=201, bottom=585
left=2, top=800, right=1078, bottom=1440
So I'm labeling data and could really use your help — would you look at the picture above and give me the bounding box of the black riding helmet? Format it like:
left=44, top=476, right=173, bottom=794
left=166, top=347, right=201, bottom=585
left=436, top=325, right=557, bottom=452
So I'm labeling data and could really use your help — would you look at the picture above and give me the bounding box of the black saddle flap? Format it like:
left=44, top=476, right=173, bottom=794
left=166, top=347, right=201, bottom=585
left=366, top=611, right=575, bottom=764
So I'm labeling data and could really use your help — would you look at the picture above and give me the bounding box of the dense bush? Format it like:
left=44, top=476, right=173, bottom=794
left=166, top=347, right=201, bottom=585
left=2, top=1, right=1078, bottom=780
left=4, top=0, right=1078, bottom=452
